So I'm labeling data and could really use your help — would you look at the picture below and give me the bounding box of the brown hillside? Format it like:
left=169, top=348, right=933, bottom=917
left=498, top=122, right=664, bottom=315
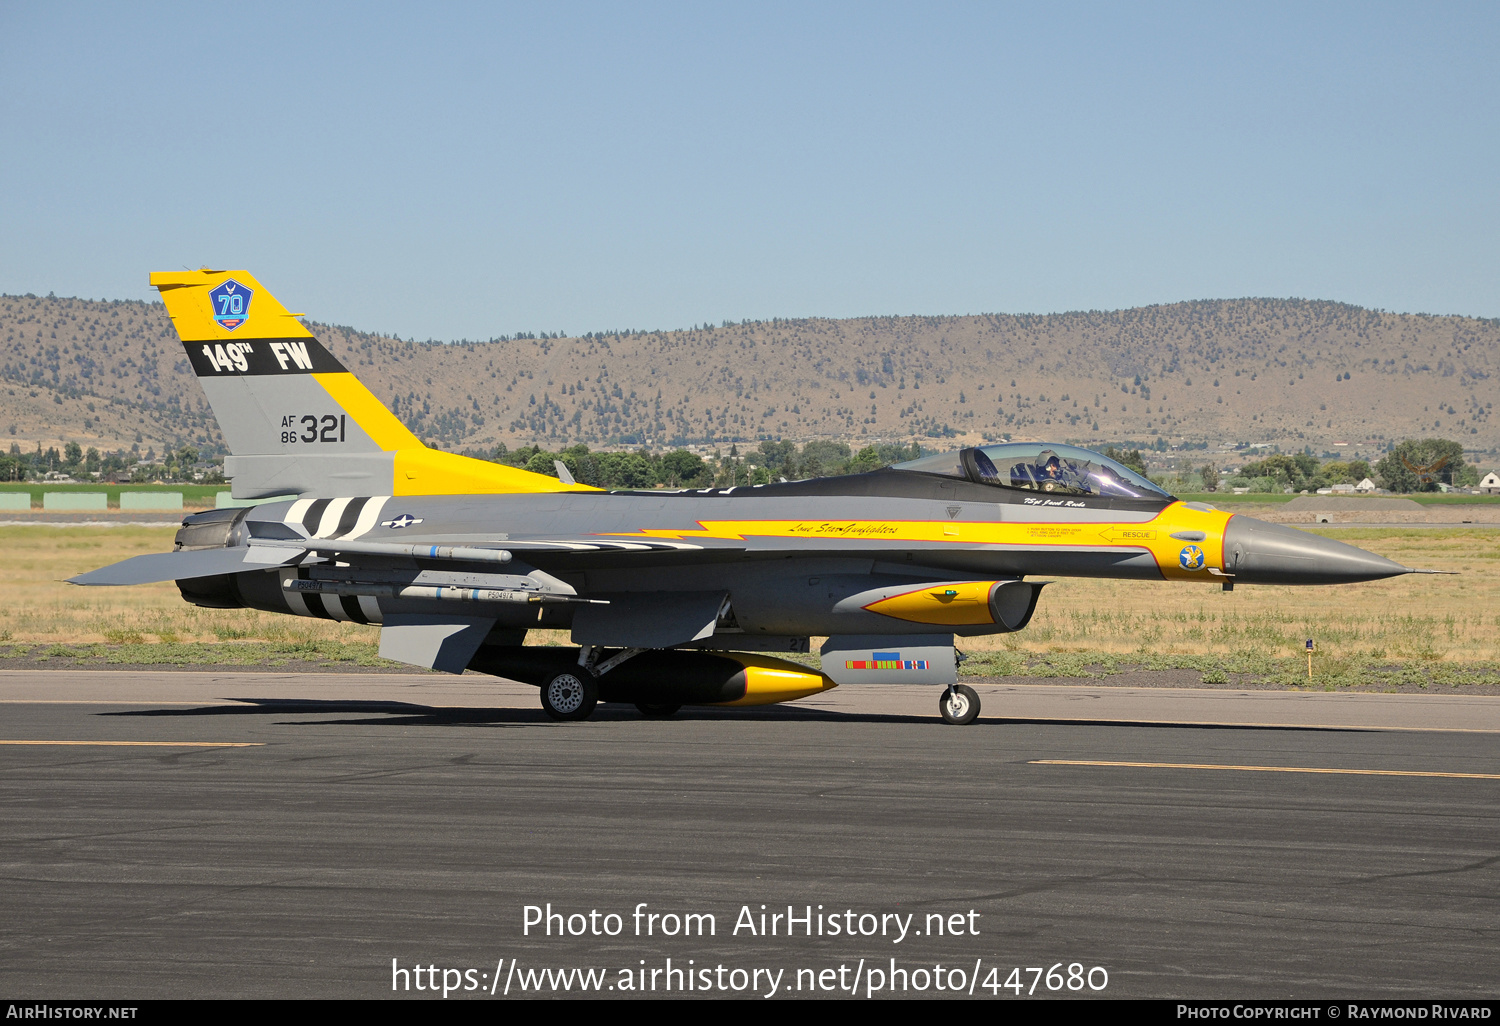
left=1, top=294, right=1495, bottom=460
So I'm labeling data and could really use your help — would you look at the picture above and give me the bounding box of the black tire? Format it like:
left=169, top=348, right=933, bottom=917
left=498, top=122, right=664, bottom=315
left=938, top=684, right=980, bottom=725
left=541, top=670, right=598, bottom=721
left=635, top=702, right=681, bottom=719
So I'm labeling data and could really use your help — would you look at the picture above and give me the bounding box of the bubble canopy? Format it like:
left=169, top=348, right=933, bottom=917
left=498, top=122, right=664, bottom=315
left=892, top=444, right=1173, bottom=501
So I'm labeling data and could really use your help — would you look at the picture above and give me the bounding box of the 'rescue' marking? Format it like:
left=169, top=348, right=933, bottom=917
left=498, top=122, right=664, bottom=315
left=1031, top=759, right=1500, bottom=780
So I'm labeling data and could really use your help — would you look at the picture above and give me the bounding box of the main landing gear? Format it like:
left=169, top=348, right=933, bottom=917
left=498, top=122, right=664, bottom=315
left=541, top=670, right=599, bottom=721
left=542, top=646, right=656, bottom=721
left=939, top=684, right=981, bottom=725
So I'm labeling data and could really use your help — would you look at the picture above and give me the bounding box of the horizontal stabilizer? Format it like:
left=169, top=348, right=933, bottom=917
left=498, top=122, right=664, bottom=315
left=378, top=614, right=496, bottom=673
left=68, top=547, right=299, bottom=586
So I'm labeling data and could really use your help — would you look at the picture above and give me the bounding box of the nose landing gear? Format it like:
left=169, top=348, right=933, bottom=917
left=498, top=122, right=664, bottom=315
left=939, top=684, right=981, bottom=725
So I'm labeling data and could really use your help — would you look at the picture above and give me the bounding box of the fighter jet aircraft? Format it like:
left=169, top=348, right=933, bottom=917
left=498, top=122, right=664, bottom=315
left=72, top=270, right=1437, bottom=724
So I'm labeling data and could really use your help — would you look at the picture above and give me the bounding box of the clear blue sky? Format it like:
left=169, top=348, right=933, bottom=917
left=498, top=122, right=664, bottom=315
left=2, top=2, right=1497, bottom=339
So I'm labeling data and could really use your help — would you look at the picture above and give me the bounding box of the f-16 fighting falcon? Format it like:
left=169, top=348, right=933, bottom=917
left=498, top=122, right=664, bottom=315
left=72, top=270, right=1440, bottom=724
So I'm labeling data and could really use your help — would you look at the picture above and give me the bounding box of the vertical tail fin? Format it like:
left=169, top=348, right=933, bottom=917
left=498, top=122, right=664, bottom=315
left=151, top=269, right=591, bottom=498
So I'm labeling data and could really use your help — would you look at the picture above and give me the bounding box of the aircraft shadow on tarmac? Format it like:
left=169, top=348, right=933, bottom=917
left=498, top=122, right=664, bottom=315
left=100, top=699, right=1375, bottom=732
left=102, top=698, right=925, bottom=727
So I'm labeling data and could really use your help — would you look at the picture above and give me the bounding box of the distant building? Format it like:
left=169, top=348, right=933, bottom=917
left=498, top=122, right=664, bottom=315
left=1330, top=483, right=1356, bottom=493
left=1481, top=472, right=1500, bottom=495
left=1355, top=477, right=1377, bottom=493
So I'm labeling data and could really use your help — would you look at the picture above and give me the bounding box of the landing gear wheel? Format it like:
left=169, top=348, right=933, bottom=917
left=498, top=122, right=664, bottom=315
left=939, top=684, right=980, bottom=725
left=635, top=702, right=681, bottom=719
left=541, top=671, right=598, bottom=721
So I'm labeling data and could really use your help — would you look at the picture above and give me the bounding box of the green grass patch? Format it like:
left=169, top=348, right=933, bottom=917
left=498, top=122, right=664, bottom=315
left=1403, top=494, right=1500, bottom=505
left=1174, top=492, right=1297, bottom=504
left=0, top=483, right=222, bottom=509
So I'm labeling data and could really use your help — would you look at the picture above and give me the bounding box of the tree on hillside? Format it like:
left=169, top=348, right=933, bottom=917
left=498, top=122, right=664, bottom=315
left=660, top=449, right=705, bottom=487
left=1324, top=459, right=1372, bottom=483
left=1199, top=464, right=1219, bottom=492
left=598, top=451, right=656, bottom=489
left=754, top=441, right=798, bottom=477
left=797, top=441, right=852, bottom=479
left=0, top=448, right=25, bottom=481
left=1376, top=438, right=1467, bottom=491
left=1241, top=454, right=1322, bottom=491
left=1102, top=447, right=1147, bottom=476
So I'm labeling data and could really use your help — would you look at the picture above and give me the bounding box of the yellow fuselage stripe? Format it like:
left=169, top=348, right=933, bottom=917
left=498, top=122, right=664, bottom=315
left=623, top=503, right=1234, bottom=580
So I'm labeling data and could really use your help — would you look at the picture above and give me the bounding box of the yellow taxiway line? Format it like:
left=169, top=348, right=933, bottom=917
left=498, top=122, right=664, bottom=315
left=0, top=700, right=241, bottom=705
left=1005, top=716, right=1500, bottom=735
left=0, top=740, right=262, bottom=748
left=1031, top=760, right=1500, bottom=780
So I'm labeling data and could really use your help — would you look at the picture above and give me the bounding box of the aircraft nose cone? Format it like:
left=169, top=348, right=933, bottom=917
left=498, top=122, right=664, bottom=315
left=1222, top=516, right=1412, bottom=585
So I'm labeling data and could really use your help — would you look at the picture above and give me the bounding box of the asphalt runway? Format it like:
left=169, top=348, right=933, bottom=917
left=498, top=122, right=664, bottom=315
left=2, top=671, right=1498, bottom=1000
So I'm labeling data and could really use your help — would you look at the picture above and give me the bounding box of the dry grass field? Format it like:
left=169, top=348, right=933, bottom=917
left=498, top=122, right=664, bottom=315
left=1, top=525, right=1495, bottom=686
left=0, top=526, right=383, bottom=666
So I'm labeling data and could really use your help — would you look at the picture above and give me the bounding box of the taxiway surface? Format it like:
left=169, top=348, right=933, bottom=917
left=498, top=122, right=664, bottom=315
left=2, top=670, right=1497, bottom=999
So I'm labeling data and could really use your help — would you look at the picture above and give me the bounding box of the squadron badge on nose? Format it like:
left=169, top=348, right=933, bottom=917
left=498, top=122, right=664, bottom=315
left=1179, top=544, right=1205, bottom=571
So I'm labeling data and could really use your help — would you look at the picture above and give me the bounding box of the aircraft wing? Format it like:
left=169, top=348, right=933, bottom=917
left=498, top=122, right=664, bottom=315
left=69, top=535, right=748, bottom=588
left=488, top=538, right=743, bottom=554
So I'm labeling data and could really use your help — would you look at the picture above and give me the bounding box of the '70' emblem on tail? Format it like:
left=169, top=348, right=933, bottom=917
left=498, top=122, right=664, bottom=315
left=209, top=279, right=253, bottom=330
